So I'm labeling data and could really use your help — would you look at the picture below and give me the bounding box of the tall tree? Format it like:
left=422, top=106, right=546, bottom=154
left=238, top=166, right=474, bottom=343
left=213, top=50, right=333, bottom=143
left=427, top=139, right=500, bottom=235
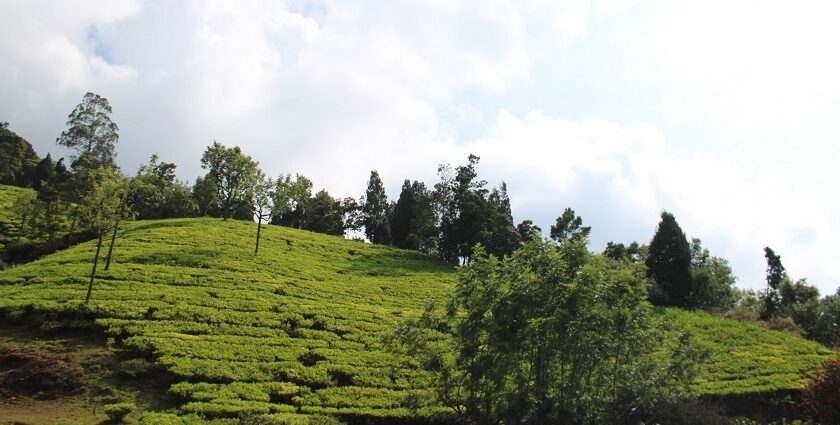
left=199, top=141, right=259, bottom=220
left=78, top=168, right=129, bottom=302
left=550, top=207, right=590, bottom=244
left=435, top=155, right=489, bottom=264
left=482, top=183, right=520, bottom=258
left=56, top=92, right=119, bottom=172
left=390, top=180, right=437, bottom=253
left=361, top=170, right=391, bottom=244
left=340, top=197, right=363, bottom=237
left=646, top=211, right=693, bottom=308
left=762, top=247, right=787, bottom=319
left=251, top=172, right=274, bottom=254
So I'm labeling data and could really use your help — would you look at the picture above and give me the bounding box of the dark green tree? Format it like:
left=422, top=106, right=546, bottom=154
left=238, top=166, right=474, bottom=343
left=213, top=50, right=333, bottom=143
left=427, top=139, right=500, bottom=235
left=0, top=122, right=41, bottom=187
left=688, top=238, right=737, bottom=312
left=646, top=211, right=693, bottom=308
left=435, top=155, right=489, bottom=264
left=482, top=182, right=519, bottom=258
left=550, top=207, right=590, bottom=243
left=304, top=189, right=344, bottom=236
left=31, top=154, right=56, bottom=191
left=361, top=170, right=391, bottom=244
left=603, top=241, right=643, bottom=262
left=199, top=141, right=259, bottom=220
left=131, top=154, right=196, bottom=219
left=390, top=180, right=437, bottom=253
left=390, top=180, right=417, bottom=249
left=516, top=219, right=541, bottom=243
left=761, top=246, right=787, bottom=319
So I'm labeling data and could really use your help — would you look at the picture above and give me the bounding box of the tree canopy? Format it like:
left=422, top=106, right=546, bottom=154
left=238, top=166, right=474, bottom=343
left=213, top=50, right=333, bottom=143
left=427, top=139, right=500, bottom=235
left=646, top=211, right=693, bottom=308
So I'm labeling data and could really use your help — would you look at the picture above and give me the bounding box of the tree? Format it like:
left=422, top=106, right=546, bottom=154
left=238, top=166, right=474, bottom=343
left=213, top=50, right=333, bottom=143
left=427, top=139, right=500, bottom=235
left=761, top=246, right=787, bottom=319
left=251, top=172, right=274, bottom=254
left=646, top=211, right=693, bottom=308
left=77, top=168, right=129, bottom=302
left=56, top=92, right=119, bottom=172
left=687, top=238, right=737, bottom=312
left=31, top=154, right=56, bottom=191
left=0, top=122, right=40, bottom=187
left=435, top=155, right=489, bottom=264
left=550, top=207, right=590, bottom=244
left=390, top=180, right=437, bottom=253
left=393, top=238, right=701, bottom=424
left=340, top=197, right=363, bottom=237
left=271, top=173, right=313, bottom=229
left=199, top=141, right=259, bottom=220
left=131, top=154, right=196, bottom=219
left=809, top=291, right=840, bottom=347
left=361, top=170, right=391, bottom=244
left=304, top=189, right=344, bottom=236
left=516, top=219, right=541, bottom=244
left=482, top=183, right=520, bottom=258
left=603, top=241, right=643, bottom=262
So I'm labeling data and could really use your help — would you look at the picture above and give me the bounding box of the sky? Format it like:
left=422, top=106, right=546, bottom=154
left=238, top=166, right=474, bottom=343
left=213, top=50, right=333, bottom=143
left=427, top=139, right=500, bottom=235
left=2, top=0, right=839, bottom=294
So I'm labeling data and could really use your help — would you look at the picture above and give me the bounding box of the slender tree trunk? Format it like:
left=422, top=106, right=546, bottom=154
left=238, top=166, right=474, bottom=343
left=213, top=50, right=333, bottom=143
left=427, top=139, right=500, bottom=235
left=85, top=228, right=105, bottom=303
left=104, top=220, right=120, bottom=271
left=255, top=214, right=262, bottom=254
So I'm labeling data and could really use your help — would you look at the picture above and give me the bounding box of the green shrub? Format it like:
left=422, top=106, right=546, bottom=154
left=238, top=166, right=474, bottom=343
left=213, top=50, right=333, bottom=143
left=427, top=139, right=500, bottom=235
left=118, top=358, right=156, bottom=378
left=103, top=402, right=135, bottom=423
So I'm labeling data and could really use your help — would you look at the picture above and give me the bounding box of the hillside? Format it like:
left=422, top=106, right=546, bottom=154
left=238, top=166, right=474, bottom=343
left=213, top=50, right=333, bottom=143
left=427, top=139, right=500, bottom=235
left=0, top=184, right=31, bottom=250
left=0, top=217, right=833, bottom=423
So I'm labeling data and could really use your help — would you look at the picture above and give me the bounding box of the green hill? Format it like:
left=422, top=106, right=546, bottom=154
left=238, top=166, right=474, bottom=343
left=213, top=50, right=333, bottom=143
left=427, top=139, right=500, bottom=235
left=0, top=217, right=833, bottom=423
left=0, top=184, right=31, bottom=250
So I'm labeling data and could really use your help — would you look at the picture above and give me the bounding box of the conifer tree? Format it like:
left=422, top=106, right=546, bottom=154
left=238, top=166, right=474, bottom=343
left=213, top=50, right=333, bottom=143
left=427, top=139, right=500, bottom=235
left=361, top=170, right=391, bottom=244
left=646, top=211, right=693, bottom=307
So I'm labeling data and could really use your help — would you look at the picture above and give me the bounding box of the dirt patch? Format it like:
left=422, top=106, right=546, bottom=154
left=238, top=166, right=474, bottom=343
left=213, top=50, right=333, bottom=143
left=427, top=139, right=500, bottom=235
left=0, top=344, right=85, bottom=399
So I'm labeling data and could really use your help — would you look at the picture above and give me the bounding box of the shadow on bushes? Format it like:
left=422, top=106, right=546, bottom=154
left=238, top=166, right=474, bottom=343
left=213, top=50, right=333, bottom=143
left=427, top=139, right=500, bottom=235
left=2, top=230, right=97, bottom=265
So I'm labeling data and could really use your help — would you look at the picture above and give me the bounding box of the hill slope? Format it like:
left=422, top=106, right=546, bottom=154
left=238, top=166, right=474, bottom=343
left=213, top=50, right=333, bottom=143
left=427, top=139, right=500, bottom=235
left=0, top=218, right=833, bottom=423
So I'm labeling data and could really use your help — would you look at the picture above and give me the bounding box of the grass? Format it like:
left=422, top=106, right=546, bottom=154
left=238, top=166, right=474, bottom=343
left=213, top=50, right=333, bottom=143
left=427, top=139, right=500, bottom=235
left=665, top=308, right=834, bottom=396
left=0, top=217, right=453, bottom=423
left=0, top=210, right=834, bottom=422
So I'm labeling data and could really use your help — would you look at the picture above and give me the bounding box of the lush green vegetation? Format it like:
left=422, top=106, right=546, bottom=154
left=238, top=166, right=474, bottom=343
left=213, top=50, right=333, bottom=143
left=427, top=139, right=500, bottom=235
left=664, top=308, right=833, bottom=396
left=0, top=183, right=32, bottom=249
left=0, top=214, right=833, bottom=423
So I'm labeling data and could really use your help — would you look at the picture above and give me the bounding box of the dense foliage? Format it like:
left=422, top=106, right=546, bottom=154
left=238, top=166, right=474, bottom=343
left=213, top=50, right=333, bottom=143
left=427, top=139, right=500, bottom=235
left=450, top=239, right=700, bottom=424
left=646, top=211, right=694, bottom=308
left=801, top=357, right=840, bottom=424
left=0, top=216, right=833, bottom=422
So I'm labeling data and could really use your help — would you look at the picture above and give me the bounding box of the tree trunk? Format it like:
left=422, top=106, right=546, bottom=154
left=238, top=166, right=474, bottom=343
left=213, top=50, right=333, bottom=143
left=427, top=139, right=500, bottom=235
left=104, top=220, right=120, bottom=271
left=85, top=228, right=105, bottom=303
left=255, top=214, right=262, bottom=254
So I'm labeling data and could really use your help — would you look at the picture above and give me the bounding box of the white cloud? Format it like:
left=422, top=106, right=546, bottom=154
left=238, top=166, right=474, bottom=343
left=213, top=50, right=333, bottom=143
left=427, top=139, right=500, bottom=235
left=2, top=0, right=840, bottom=294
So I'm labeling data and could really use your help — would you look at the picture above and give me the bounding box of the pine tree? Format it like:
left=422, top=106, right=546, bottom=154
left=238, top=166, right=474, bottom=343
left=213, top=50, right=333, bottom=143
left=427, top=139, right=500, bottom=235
left=646, top=211, right=693, bottom=307
left=361, top=170, right=391, bottom=244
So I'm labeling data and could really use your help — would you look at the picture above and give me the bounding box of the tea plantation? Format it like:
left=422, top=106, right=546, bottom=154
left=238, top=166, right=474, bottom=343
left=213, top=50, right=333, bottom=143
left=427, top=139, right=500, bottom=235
left=0, top=214, right=833, bottom=423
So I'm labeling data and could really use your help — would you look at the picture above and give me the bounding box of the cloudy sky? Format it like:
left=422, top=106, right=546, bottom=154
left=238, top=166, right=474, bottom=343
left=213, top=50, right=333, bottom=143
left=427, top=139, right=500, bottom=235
left=2, top=0, right=839, bottom=293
